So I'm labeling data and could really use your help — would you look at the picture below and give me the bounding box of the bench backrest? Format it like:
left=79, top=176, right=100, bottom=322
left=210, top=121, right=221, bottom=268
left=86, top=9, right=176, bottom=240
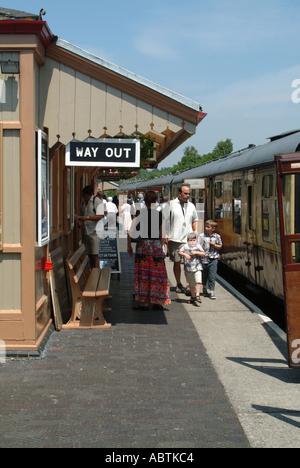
left=68, top=244, right=85, bottom=270
left=67, top=244, right=90, bottom=296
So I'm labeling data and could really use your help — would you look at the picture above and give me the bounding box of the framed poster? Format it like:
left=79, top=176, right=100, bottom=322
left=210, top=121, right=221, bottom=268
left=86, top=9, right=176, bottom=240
left=37, top=130, right=50, bottom=247
left=0, top=123, right=2, bottom=251
left=64, top=166, right=75, bottom=234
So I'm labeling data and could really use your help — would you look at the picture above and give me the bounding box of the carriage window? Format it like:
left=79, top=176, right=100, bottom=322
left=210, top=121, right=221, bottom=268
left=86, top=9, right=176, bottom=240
left=232, top=179, right=242, bottom=235
left=262, top=175, right=274, bottom=243
left=248, top=186, right=253, bottom=231
left=262, top=175, right=273, bottom=198
left=282, top=174, right=300, bottom=236
left=214, top=181, right=223, bottom=219
left=191, top=189, right=196, bottom=205
left=215, top=181, right=223, bottom=198
left=290, top=242, right=300, bottom=264
left=262, top=200, right=272, bottom=240
left=233, top=199, right=241, bottom=235
left=199, top=189, right=205, bottom=204
left=233, top=179, right=242, bottom=198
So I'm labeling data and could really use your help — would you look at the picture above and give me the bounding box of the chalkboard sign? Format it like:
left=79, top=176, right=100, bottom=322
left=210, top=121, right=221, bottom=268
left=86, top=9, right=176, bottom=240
left=99, top=228, right=121, bottom=274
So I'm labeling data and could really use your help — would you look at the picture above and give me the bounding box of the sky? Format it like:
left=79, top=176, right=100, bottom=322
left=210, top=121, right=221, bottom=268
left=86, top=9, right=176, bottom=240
left=7, top=0, right=300, bottom=166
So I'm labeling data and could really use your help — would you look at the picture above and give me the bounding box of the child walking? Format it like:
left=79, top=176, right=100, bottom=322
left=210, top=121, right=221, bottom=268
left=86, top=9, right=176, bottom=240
left=198, top=220, right=222, bottom=300
left=178, top=232, right=205, bottom=306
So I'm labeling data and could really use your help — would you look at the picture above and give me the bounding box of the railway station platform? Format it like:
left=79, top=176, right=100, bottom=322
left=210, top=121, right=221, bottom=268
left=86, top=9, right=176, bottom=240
left=1, top=239, right=300, bottom=449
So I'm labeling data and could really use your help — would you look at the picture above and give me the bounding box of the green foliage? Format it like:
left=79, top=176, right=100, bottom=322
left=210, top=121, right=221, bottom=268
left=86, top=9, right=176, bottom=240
left=172, top=146, right=202, bottom=173
left=115, top=133, right=155, bottom=178
left=200, top=139, right=233, bottom=164
left=122, top=138, right=233, bottom=184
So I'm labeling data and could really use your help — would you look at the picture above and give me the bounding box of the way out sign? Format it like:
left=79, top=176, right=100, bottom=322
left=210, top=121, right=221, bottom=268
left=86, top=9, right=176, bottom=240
left=65, top=139, right=140, bottom=167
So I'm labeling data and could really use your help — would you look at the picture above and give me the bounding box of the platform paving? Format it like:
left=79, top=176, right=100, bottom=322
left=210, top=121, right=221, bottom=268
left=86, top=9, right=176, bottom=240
left=4, top=235, right=300, bottom=448
left=187, top=273, right=300, bottom=449
left=0, top=241, right=250, bottom=449
left=170, top=264, right=300, bottom=449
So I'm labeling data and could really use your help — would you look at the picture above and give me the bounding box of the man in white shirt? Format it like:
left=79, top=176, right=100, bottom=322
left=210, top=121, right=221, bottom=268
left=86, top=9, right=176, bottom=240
left=106, top=196, right=118, bottom=229
left=77, top=185, right=104, bottom=268
left=165, top=185, right=198, bottom=293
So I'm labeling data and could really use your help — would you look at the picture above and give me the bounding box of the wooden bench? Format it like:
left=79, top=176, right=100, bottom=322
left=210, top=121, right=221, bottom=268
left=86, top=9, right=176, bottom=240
left=63, top=244, right=111, bottom=329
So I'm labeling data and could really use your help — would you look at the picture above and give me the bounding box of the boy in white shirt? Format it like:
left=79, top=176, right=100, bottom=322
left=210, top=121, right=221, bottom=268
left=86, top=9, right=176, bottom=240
left=198, top=220, right=222, bottom=300
left=178, top=232, right=205, bottom=306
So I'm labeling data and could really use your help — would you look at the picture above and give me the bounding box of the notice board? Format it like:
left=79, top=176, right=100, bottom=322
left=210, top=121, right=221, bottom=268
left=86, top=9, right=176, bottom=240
left=99, top=228, right=121, bottom=274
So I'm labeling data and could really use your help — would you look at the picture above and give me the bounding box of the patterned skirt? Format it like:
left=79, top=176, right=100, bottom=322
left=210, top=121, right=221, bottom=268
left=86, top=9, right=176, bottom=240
left=134, top=239, right=171, bottom=306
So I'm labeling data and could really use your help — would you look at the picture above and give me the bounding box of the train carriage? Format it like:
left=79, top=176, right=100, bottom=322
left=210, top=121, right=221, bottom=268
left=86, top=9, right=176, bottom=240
left=137, top=174, right=175, bottom=203
left=176, top=130, right=300, bottom=301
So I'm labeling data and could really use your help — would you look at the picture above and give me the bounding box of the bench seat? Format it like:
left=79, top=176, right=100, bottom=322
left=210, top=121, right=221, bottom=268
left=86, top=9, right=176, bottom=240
left=63, top=245, right=111, bottom=329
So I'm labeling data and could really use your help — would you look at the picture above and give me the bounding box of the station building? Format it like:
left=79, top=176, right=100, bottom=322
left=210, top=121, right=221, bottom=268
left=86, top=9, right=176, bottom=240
left=0, top=8, right=206, bottom=352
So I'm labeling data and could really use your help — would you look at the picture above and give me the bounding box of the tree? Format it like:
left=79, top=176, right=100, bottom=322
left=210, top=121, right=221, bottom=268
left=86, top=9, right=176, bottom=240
left=172, top=146, right=201, bottom=173
left=212, top=139, right=233, bottom=158
left=172, top=139, right=233, bottom=172
left=122, top=138, right=234, bottom=184
left=199, top=138, right=233, bottom=165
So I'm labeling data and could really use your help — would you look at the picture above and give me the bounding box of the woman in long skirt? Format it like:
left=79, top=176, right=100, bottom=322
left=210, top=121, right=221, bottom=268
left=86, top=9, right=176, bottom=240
left=127, top=190, right=171, bottom=310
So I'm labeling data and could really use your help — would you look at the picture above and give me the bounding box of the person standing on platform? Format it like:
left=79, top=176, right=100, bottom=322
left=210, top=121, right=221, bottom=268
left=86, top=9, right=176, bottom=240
left=96, top=190, right=107, bottom=213
left=137, top=192, right=145, bottom=208
left=165, top=185, right=198, bottom=294
left=106, top=196, right=118, bottom=229
left=77, top=185, right=104, bottom=268
left=198, top=220, right=222, bottom=300
left=121, top=198, right=133, bottom=233
left=127, top=190, right=171, bottom=310
left=178, top=231, right=205, bottom=306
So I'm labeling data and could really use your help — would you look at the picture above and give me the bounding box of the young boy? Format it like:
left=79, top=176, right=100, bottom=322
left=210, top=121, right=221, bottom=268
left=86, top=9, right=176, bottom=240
left=178, top=232, right=205, bottom=306
left=198, top=220, right=222, bottom=300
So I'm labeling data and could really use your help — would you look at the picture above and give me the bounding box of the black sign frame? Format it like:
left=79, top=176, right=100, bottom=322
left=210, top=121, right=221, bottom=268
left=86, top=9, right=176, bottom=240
left=65, top=138, right=140, bottom=167
left=98, top=228, right=122, bottom=274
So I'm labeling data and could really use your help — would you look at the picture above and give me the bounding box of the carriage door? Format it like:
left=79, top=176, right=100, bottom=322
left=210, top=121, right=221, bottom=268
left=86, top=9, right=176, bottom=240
left=275, top=152, right=300, bottom=368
